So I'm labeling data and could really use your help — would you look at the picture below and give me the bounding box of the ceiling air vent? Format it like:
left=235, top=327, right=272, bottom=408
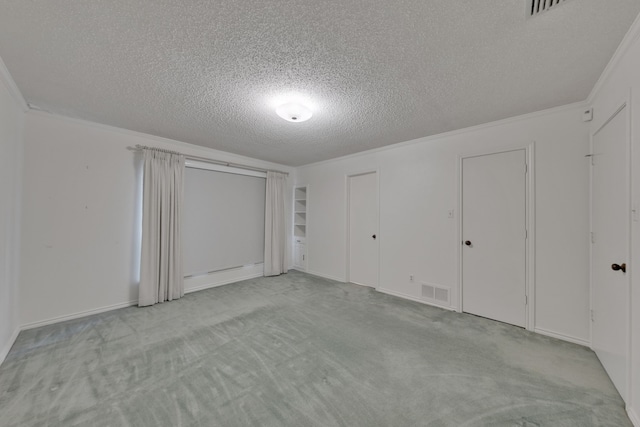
left=527, top=0, right=570, bottom=17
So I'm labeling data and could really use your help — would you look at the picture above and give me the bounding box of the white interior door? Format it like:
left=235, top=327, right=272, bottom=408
left=349, top=172, right=378, bottom=287
left=462, top=149, right=527, bottom=327
left=591, top=105, right=629, bottom=401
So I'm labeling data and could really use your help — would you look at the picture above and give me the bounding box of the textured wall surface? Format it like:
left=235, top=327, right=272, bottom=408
left=0, top=0, right=637, bottom=165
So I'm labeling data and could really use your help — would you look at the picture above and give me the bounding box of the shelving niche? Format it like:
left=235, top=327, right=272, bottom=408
left=294, top=186, right=307, bottom=270
left=294, top=187, right=307, bottom=238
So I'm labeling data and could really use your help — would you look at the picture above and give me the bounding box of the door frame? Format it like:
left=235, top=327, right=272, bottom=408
left=589, top=94, right=632, bottom=402
left=292, top=184, right=309, bottom=271
left=457, top=143, right=536, bottom=331
left=345, top=169, right=380, bottom=287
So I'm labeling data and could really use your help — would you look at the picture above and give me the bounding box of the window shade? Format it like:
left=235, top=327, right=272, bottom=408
left=183, top=166, right=266, bottom=276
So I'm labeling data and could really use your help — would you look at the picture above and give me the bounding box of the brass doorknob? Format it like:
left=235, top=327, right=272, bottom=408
left=372, top=234, right=376, bottom=240
left=611, top=263, right=626, bottom=273
left=464, top=241, right=472, bottom=246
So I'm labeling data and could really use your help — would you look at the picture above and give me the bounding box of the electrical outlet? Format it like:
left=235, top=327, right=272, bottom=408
left=447, top=210, right=454, bottom=219
left=409, top=275, right=414, bottom=282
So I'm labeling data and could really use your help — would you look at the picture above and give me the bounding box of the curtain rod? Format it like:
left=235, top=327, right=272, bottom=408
left=127, top=144, right=289, bottom=176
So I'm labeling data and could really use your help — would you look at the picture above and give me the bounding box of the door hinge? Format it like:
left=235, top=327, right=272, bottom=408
left=525, top=163, right=528, bottom=173
left=591, top=232, right=595, bottom=244
left=591, top=309, right=595, bottom=322
left=525, top=229, right=528, bottom=239
left=525, top=295, right=528, bottom=305
left=302, top=254, right=305, bottom=261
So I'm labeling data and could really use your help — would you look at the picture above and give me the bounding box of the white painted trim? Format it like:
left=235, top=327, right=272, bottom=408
left=376, top=287, right=456, bottom=312
left=587, top=12, right=640, bottom=105
left=0, top=55, right=28, bottom=112
left=527, top=144, right=537, bottom=331
left=184, top=264, right=264, bottom=293
left=21, top=300, right=138, bottom=331
left=292, top=184, right=309, bottom=271
left=0, top=327, right=21, bottom=366
left=19, top=266, right=265, bottom=332
left=345, top=169, right=380, bottom=287
left=627, top=90, right=635, bottom=411
left=305, top=270, right=345, bottom=283
left=456, top=155, right=463, bottom=314
left=534, top=327, right=590, bottom=347
left=350, top=281, right=375, bottom=288
left=297, top=102, right=586, bottom=170
left=26, top=110, right=293, bottom=172
left=457, top=143, right=536, bottom=331
left=628, top=407, right=640, bottom=427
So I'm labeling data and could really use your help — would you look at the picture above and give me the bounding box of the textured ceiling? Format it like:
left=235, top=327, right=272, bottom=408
left=0, top=1, right=639, bottom=166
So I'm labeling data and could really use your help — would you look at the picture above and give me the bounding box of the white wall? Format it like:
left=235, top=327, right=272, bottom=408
left=20, top=111, right=293, bottom=328
left=588, top=14, right=640, bottom=424
left=296, top=104, right=590, bottom=344
left=0, top=63, right=25, bottom=363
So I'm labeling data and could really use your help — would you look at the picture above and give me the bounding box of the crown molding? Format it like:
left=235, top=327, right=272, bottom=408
left=0, top=55, right=28, bottom=112
left=587, top=11, right=640, bottom=105
left=26, top=109, right=293, bottom=172
left=297, top=100, right=586, bottom=170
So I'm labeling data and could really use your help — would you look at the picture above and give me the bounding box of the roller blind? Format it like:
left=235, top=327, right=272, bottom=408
left=183, top=164, right=266, bottom=276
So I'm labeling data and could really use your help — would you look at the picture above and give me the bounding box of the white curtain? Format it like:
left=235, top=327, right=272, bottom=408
left=264, top=171, right=288, bottom=276
left=139, top=148, right=185, bottom=306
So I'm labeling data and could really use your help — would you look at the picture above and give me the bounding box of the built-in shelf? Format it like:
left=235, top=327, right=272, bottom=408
left=293, top=187, right=307, bottom=237
left=295, top=187, right=307, bottom=200
left=294, top=186, right=308, bottom=270
left=294, top=199, right=306, bottom=213
left=295, top=212, right=306, bottom=226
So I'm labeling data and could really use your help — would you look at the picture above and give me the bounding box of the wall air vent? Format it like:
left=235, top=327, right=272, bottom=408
left=421, top=283, right=451, bottom=307
left=527, top=0, right=570, bottom=17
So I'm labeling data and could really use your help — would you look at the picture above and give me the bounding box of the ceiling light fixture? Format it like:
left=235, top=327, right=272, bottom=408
left=276, top=103, right=312, bottom=123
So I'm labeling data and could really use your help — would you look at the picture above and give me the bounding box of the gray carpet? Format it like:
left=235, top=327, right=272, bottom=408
left=0, top=271, right=631, bottom=426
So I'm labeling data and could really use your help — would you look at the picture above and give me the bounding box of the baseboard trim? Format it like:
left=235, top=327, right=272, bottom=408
left=20, top=268, right=265, bottom=331
left=185, top=271, right=263, bottom=294
left=21, top=300, right=138, bottom=331
left=351, top=280, right=375, bottom=288
left=628, top=407, right=640, bottom=427
left=0, top=326, right=21, bottom=366
left=376, top=287, right=456, bottom=311
left=305, top=270, right=346, bottom=283
left=534, top=327, right=590, bottom=347
left=184, top=264, right=264, bottom=293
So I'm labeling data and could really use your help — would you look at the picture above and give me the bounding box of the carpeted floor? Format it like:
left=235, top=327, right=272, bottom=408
left=0, top=270, right=631, bottom=426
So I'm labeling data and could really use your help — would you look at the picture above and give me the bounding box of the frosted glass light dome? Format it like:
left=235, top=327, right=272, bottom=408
left=276, top=103, right=312, bottom=122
